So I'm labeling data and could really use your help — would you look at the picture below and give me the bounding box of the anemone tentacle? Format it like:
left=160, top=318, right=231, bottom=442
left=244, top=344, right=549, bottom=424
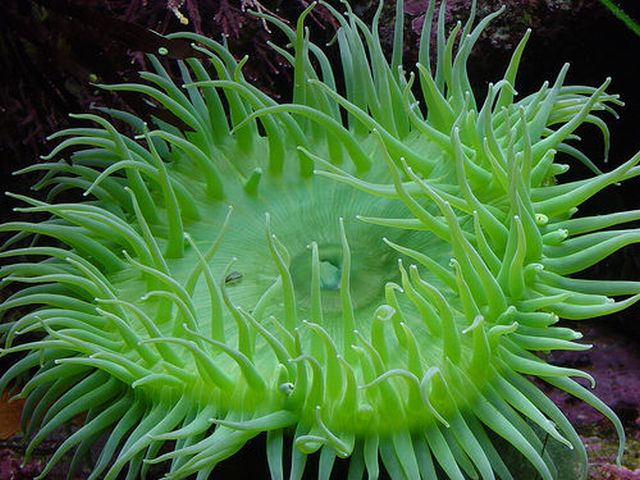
left=1, top=1, right=637, bottom=479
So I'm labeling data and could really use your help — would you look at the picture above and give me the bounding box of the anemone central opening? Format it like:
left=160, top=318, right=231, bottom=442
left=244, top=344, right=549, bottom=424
left=289, top=243, right=347, bottom=313
left=288, top=240, right=395, bottom=318
left=319, top=260, right=341, bottom=290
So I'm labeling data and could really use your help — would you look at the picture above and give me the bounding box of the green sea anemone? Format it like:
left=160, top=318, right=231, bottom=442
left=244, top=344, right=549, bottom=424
left=1, top=1, right=638, bottom=479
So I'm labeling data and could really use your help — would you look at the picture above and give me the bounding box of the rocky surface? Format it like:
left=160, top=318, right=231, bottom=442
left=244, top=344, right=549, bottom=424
left=540, top=322, right=640, bottom=479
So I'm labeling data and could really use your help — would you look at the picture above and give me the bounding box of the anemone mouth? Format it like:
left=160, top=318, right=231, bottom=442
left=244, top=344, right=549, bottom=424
left=196, top=173, right=409, bottom=318
left=1, top=1, right=639, bottom=479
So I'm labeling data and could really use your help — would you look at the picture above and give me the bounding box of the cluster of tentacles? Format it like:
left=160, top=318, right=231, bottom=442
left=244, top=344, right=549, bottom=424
left=1, top=1, right=639, bottom=479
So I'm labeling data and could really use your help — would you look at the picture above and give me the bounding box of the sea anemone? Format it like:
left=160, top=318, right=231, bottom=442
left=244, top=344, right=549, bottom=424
left=1, top=1, right=638, bottom=479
